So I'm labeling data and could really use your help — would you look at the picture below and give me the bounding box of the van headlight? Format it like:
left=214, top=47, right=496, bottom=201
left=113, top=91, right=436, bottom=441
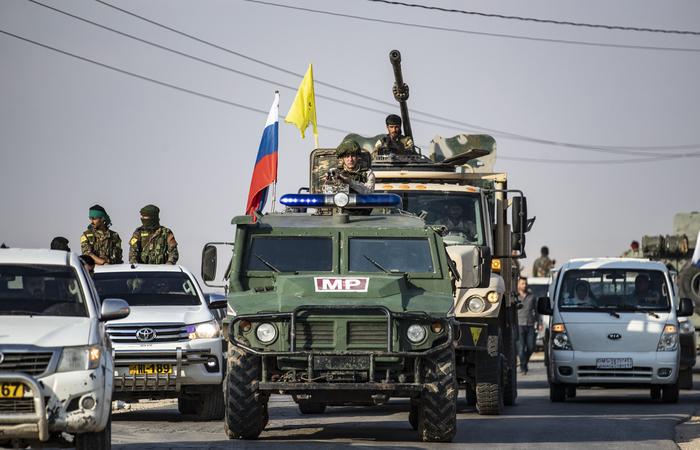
left=187, top=319, right=220, bottom=339
left=551, top=324, right=572, bottom=351
left=657, top=325, right=678, bottom=351
left=57, top=346, right=101, bottom=372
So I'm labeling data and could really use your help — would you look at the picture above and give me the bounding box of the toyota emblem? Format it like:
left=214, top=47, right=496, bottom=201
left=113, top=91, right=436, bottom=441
left=136, top=327, right=157, bottom=342
left=608, top=333, right=622, bottom=340
left=0, top=352, right=4, bottom=364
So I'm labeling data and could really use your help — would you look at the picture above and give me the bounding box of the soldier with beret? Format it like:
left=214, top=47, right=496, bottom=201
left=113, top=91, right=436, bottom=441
left=81, top=205, right=123, bottom=265
left=336, top=140, right=375, bottom=194
left=129, top=204, right=179, bottom=265
left=373, top=114, right=416, bottom=158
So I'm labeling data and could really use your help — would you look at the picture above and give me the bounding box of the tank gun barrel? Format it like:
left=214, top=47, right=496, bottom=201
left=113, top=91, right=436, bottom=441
left=389, top=50, right=413, bottom=140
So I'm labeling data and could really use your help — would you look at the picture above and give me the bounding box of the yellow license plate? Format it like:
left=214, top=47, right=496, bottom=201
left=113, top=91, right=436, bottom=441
left=0, top=382, right=24, bottom=398
left=129, top=364, right=173, bottom=374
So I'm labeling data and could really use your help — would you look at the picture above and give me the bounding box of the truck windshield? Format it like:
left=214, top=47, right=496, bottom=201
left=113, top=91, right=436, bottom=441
left=349, top=238, right=434, bottom=273
left=557, top=269, right=670, bottom=312
left=390, top=192, right=485, bottom=245
left=247, top=237, right=333, bottom=272
left=93, top=272, right=200, bottom=306
left=0, top=264, right=87, bottom=317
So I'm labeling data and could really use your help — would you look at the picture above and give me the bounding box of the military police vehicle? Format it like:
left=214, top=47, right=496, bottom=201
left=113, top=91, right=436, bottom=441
left=202, top=193, right=467, bottom=442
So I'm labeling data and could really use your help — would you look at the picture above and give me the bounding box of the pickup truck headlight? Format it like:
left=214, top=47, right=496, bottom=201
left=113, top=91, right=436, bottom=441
left=188, top=319, right=220, bottom=340
left=57, top=346, right=100, bottom=372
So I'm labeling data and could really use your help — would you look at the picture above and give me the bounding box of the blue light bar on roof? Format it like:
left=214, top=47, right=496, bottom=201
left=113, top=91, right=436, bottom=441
left=279, top=193, right=401, bottom=209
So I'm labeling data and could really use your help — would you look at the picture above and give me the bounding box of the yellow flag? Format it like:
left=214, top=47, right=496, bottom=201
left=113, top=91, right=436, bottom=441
left=284, top=63, right=317, bottom=139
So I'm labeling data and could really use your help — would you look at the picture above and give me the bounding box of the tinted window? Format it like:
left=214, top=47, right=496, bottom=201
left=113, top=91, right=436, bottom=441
left=247, top=237, right=333, bottom=272
left=0, top=264, right=87, bottom=317
left=349, top=238, right=434, bottom=273
left=93, top=272, right=200, bottom=306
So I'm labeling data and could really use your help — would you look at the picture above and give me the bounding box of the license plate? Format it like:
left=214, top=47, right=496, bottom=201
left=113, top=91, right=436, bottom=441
left=0, top=382, right=24, bottom=398
left=129, top=364, right=172, bottom=374
left=596, top=358, right=633, bottom=369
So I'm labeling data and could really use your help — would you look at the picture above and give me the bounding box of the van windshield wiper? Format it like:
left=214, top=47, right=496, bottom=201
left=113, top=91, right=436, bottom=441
left=254, top=254, right=281, bottom=273
left=574, top=303, right=620, bottom=318
left=363, top=255, right=391, bottom=274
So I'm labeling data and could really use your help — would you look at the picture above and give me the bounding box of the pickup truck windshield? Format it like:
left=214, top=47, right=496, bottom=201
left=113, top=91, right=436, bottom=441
left=0, top=264, right=87, bottom=317
left=93, top=272, right=200, bottom=306
left=558, top=269, right=670, bottom=312
left=247, top=237, right=333, bottom=272
left=349, top=238, right=434, bottom=273
left=390, top=192, right=485, bottom=245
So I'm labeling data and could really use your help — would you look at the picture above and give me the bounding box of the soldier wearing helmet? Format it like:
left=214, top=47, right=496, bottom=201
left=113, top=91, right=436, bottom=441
left=373, top=114, right=415, bottom=158
left=335, top=139, right=375, bottom=194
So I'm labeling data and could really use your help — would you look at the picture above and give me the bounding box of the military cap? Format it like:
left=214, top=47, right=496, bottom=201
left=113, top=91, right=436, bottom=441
left=386, top=114, right=402, bottom=126
left=336, top=140, right=361, bottom=158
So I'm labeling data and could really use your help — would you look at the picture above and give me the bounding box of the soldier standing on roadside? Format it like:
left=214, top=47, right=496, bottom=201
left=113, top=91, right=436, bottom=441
left=532, top=246, right=556, bottom=277
left=81, top=205, right=123, bottom=265
left=129, top=204, right=179, bottom=265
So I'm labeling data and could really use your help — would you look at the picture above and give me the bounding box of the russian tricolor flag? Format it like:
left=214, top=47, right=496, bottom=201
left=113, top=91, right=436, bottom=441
left=245, top=92, right=279, bottom=216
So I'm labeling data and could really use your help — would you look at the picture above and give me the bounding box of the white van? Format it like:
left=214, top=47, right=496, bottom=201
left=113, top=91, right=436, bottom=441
left=538, top=258, right=694, bottom=403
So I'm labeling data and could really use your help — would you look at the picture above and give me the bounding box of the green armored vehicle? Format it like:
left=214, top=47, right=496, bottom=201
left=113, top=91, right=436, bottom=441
left=202, top=193, right=472, bottom=442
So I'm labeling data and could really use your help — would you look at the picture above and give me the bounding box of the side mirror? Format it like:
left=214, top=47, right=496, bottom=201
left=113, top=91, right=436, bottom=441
left=202, top=245, right=218, bottom=282
left=678, top=297, right=694, bottom=317
left=100, top=298, right=130, bottom=321
left=207, top=293, right=228, bottom=310
left=512, top=196, right=527, bottom=233
left=511, top=232, right=526, bottom=253
left=477, top=246, right=492, bottom=289
left=537, top=296, right=552, bottom=316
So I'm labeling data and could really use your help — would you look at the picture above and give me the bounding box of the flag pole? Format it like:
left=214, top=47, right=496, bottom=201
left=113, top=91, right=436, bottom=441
left=310, top=63, right=319, bottom=149
left=271, top=181, right=276, bottom=213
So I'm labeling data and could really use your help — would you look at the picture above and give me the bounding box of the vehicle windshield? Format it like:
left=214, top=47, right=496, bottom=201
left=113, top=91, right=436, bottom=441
left=558, top=269, right=670, bottom=312
left=390, top=192, right=485, bottom=245
left=247, top=237, right=333, bottom=272
left=0, top=264, right=88, bottom=317
left=528, top=283, right=550, bottom=300
left=349, top=238, right=434, bottom=273
left=93, top=272, right=200, bottom=306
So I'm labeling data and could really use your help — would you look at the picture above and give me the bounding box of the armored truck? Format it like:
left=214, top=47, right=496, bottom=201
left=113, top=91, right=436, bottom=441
left=202, top=193, right=469, bottom=442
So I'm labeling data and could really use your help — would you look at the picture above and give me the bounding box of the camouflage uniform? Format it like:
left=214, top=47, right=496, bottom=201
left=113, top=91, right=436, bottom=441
left=81, top=228, right=123, bottom=264
left=532, top=256, right=554, bottom=277
left=373, top=134, right=415, bottom=158
left=129, top=226, right=179, bottom=265
left=340, top=166, right=375, bottom=194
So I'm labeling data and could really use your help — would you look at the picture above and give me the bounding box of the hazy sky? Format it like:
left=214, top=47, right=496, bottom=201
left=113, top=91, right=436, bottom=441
left=2, top=0, right=699, bottom=288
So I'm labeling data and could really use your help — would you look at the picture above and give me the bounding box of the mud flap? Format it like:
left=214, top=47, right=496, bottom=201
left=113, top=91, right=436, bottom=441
left=455, top=323, right=489, bottom=350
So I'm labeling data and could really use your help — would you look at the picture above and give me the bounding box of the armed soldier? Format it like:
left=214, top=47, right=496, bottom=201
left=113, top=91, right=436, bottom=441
left=81, top=205, right=123, bottom=265
left=129, top=204, right=179, bottom=265
left=532, top=246, right=556, bottom=277
left=373, top=114, right=415, bottom=158
left=329, top=140, right=375, bottom=194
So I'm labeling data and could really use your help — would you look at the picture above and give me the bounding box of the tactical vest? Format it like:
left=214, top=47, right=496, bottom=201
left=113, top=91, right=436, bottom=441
left=84, top=230, right=121, bottom=264
left=138, top=227, right=171, bottom=265
left=341, top=168, right=368, bottom=193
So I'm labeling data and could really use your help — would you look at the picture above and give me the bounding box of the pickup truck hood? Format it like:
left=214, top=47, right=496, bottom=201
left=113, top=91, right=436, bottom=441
left=230, top=275, right=453, bottom=318
left=0, top=317, right=91, bottom=347
left=107, top=305, right=213, bottom=326
left=561, top=312, right=670, bottom=353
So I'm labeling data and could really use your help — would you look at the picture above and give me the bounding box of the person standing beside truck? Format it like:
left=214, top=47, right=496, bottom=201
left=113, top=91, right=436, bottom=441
left=129, top=204, right=179, bottom=265
left=81, top=204, right=123, bottom=265
left=517, top=276, right=539, bottom=375
left=533, top=246, right=556, bottom=277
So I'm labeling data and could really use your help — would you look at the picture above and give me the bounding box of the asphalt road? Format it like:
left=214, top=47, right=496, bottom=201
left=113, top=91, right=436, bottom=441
left=111, top=357, right=700, bottom=449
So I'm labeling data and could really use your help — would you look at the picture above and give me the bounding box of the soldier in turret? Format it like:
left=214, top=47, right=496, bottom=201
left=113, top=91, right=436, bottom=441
left=335, top=140, right=375, bottom=194
left=373, top=114, right=415, bottom=158
left=81, top=205, right=123, bottom=265
left=129, top=204, right=179, bottom=265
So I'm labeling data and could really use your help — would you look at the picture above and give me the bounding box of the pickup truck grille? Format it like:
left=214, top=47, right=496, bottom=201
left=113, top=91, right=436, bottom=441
left=107, top=323, right=189, bottom=344
left=0, top=399, right=35, bottom=413
left=0, top=352, right=53, bottom=376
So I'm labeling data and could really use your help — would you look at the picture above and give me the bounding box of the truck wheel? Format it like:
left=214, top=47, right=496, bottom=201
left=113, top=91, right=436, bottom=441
left=650, top=386, right=661, bottom=399
left=566, top=387, right=576, bottom=398
left=225, top=336, right=267, bottom=439
left=475, top=325, right=504, bottom=415
left=662, top=380, right=680, bottom=403
left=679, top=265, right=700, bottom=313
left=177, top=397, right=197, bottom=415
left=503, top=325, right=518, bottom=406
left=197, top=383, right=226, bottom=421
left=465, top=384, right=476, bottom=406
left=298, top=402, right=327, bottom=414
left=75, top=411, right=110, bottom=450
left=679, top=367, right=694, bottom=390
left=408, top=401, right=419, bottom=430
left=417, top=346, right=457, bottom=442
left=550, top=382, right=566, bottom=402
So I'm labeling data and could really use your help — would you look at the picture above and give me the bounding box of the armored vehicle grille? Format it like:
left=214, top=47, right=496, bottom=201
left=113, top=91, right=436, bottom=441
left=0, top=352, right=53, bottom=376
left=348, top=322, right=388, bottom=345
left=107, top=323, right=189, bottom=343
left=296, top=321, right=334, bottom=347
left=0, top=399, right=35, bottom=413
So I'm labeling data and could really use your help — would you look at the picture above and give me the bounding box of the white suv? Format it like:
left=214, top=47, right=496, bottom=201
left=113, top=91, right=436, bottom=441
left=0, top=248, right=129, bottom=449
left=93, top=264, right=226, bottom=420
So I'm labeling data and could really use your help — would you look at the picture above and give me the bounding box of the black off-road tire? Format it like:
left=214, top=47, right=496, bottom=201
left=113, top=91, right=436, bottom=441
left=550, top=382, right=566, bottom=402
left=475, top=325, right=504, bottom=415
left=679, top=265, right=700, bottom=314
left=662, top=379, right=680, bottom=403
left=417, top=346, right=457, bottom=442
left=298, top=402, right=327, bottom=414
left=408, top=401, right=419, bottom=430
left=196, top=383, right=226, bottom=421
left=74, top=411, right=110, bottom=450
left=503, top=325, right=518, bottom=406
left=650, top=386, right=661, bottom=399
left=679, top=367, right=694, bottom=390
left=566, top=387, right=576, bottom=398
left=465, top=384, right=476, bottom=406
left=178, top=397, right=197, bottom=415
left=224, top=336, right=267, bottom=439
